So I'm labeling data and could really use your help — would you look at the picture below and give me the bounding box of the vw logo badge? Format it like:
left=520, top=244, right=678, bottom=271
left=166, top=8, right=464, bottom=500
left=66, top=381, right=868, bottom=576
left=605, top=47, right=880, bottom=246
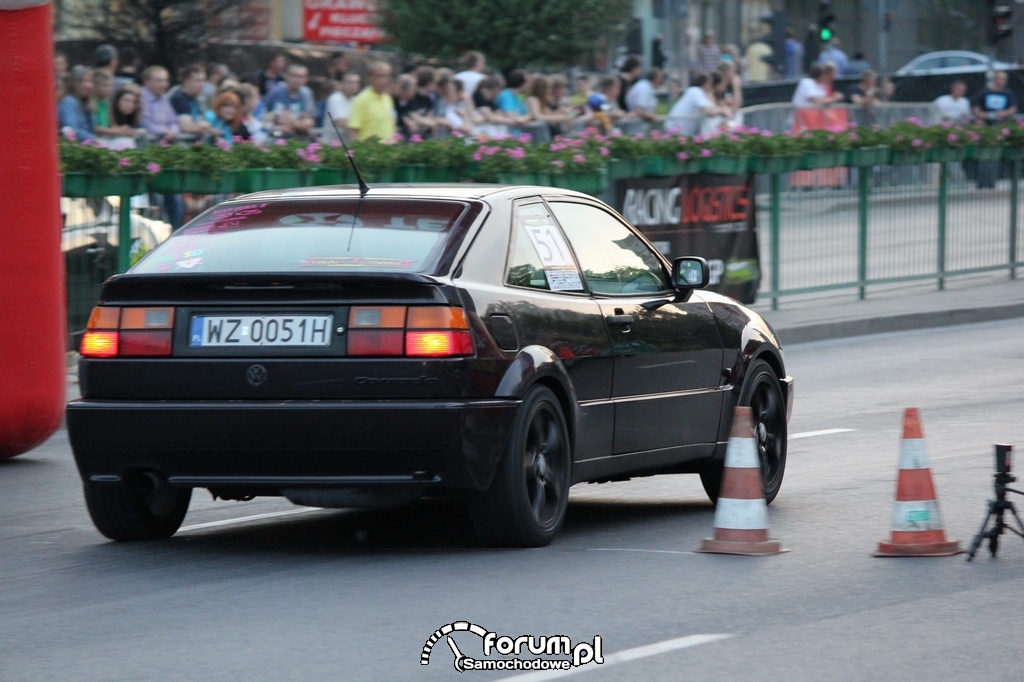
left=246, top=364, right=268, bottom=386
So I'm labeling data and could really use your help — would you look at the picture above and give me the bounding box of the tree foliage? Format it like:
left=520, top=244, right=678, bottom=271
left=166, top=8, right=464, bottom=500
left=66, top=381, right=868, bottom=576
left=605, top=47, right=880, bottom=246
left=377, top=0, right=635, bottom=72
left=58, top=0, right=236, bottom=74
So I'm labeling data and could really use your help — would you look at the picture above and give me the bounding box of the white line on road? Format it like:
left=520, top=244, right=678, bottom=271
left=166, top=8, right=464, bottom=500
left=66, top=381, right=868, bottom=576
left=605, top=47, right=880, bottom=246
left=586, top=548, right=695, bottom=555
left=502, top=634, right=733, bottom=681
left=179, top=507, right=321, bottom=533
left=790, top=428, right=855, bottom=440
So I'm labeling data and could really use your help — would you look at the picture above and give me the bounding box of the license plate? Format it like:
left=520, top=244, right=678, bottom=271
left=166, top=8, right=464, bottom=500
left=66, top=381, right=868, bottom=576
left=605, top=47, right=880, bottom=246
left=190, top=315, right=333, bottom=347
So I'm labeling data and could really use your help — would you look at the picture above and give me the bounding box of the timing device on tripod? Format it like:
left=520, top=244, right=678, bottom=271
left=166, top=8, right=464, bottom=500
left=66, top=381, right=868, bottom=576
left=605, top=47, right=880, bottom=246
left=967, top=444, right=1024, bottom=561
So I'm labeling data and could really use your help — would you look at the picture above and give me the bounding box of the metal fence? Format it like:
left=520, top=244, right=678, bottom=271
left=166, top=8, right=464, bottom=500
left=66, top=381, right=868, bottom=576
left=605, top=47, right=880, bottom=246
left=756, top=158, right=1023, bottom=309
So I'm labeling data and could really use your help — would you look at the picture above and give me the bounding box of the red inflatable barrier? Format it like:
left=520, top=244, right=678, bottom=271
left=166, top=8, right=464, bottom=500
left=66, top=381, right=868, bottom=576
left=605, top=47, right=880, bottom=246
left=0, top=0, right=66, bottom=459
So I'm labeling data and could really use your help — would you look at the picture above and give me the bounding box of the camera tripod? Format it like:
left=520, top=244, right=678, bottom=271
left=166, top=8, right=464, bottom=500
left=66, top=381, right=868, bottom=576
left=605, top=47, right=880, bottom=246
left=967, top=445, right=1024, bottom=561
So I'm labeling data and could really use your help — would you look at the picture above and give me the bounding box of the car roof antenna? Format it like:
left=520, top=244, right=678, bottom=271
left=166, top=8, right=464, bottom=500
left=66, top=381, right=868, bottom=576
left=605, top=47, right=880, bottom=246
left=327, top=112, right=370, bottom=197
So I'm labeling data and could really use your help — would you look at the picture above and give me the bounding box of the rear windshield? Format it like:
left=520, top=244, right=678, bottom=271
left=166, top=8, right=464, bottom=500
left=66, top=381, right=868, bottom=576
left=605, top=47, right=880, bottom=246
left=131, top=198, right=476, bottom=275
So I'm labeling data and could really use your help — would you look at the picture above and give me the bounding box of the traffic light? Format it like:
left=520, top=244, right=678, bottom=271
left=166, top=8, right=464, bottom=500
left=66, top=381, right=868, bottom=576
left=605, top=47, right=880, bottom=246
left=989, top=3, right=1012, bottom=44
left=818, top=1, right=835, bottom=42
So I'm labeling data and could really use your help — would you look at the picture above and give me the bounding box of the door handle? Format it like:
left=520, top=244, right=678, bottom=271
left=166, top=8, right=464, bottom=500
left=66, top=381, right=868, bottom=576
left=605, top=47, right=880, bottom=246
left=606, top=314, right=635, bottom=326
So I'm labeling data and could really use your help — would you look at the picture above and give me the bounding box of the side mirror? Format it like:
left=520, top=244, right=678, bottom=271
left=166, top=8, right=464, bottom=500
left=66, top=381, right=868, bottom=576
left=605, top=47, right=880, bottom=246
left=672, top=256, right=710, bottom=289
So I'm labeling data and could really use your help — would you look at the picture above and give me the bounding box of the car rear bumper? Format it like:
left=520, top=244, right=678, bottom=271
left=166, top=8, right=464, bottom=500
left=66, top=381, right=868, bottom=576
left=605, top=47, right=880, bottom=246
left=66, top=398, right=519, bottom=493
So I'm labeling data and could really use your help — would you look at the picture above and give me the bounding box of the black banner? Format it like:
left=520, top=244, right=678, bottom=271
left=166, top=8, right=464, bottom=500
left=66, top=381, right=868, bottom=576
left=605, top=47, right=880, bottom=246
left=616, top=173, right=761, bottom=303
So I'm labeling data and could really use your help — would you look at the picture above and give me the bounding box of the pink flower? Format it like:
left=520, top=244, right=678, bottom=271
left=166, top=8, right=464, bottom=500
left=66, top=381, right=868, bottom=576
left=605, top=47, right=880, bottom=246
left=700, top=148, right=713, bottom=157
left=410, top=134, right=423, bottom=143
left=676, top=152, right=689, bottom=161
left=572, top=154, right=587, bottom=164
left=217, top=140, right=231, bottom=151
left=911, top=138, right=923, bottom=147
left=146, top=162, right=161, bottom=174
left=274, top=138, right=287, bottom=146
left=62, top=129, right=77, bottom=141
left=118, top=157, right=131, bottom=167
left=598, top=146, right=609, bottom=156
left=472, top=151, right=482, bottom=161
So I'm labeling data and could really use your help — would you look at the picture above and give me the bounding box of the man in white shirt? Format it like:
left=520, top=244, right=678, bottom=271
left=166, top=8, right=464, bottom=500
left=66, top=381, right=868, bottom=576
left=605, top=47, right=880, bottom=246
left=666, top=73, right=728, bottom=136
left=625, top=68, right=663, bottom=122
left=323, top=72, right=362, bottom=141
left=933, top=80, right=971, bottom=122
left=453, top=50, right=487, bottom=97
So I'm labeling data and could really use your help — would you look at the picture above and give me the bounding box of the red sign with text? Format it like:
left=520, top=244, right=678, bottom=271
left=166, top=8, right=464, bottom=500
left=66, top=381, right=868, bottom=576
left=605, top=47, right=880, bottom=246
left=302, top=0, right=384, bottom=43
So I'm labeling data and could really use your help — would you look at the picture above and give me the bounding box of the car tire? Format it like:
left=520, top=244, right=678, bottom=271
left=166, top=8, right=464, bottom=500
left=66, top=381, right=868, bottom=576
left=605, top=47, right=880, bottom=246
left=470, top=386, right=571, bottom=547
left=700, top=359, right=787, bottom=505
left=84, top=481, right=191, bottom=541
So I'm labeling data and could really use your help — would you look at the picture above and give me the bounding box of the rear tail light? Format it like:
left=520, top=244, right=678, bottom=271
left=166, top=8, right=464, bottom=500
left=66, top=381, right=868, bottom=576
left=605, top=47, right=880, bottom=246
left=80, top=306, right=175, bottom=358
left=347, top=306, right=474, bottom=358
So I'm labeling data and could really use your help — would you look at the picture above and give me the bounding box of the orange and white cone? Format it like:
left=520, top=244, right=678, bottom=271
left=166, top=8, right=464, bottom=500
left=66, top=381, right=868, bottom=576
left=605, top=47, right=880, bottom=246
left=699, top=406, right=785, bottom=555
left=875, top=408, right=962, bottom=557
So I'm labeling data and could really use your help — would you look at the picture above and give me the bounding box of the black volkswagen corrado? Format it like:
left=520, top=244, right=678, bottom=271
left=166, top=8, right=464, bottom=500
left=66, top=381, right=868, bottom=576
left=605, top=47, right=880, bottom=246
left=67, top=185, right=793, bottom=547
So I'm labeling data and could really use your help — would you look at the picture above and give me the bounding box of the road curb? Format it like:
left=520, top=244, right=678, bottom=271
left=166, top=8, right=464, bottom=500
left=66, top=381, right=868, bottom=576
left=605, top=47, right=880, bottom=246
left=777, top=302, right=1024, bottom=345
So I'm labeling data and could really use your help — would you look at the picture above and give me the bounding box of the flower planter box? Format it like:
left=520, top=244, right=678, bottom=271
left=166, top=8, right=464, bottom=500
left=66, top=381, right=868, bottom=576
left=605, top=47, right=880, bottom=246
left=62, top=173, right=147, bottom=198
left=926, top=147, right=967, bottom=163
left=889, top=151, right=930, bottom=165
left=421, top=166, right=455, bottom=182
left=235, top=169, right=311, bottom=192
left=608, top=158, right=643, bottom=180
left=363, top=167, right=397, bottom=183
left=264, top=169, right=310, bottom=189
left=150, top=169, right=237, bottom=194
left=1003, top=146, right=1024, bottom=160
left=845, top=146, right=889, bottom=167
left=748, top=155, right=801, bottom=174
left=396, top=164, right=427, bottom=182
left=642, top=156, right=668, bottom=176
left=798, top=152, right=845, bottom=170
left=660, top=157, right=705, bottom=175
left=703, top=155, right=747, bottom=175
left=235, top=169, right=264, bottom=193
left=549, top=169, right=609, bottom=194
left=967, top=146, right=1002, bottom=161
left=311, top=167, right=349, bottom=185
left=496, top=171, right=549, bottom=186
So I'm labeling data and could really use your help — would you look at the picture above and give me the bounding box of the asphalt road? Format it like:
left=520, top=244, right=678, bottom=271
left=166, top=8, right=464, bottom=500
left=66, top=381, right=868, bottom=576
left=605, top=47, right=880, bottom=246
left=3, top=319, right=1024, bottom=680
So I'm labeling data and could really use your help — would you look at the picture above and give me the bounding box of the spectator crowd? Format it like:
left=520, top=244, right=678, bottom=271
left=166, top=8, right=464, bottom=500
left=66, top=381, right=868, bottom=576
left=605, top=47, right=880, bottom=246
left=56, top=38, right=1019, bottom=173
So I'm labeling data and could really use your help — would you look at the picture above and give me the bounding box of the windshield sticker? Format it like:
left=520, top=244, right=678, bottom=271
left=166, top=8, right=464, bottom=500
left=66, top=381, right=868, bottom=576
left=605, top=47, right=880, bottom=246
left=182, top=203, right=270, bottom=235
left=546, top=269, right=584, bottom=291
left=301, top=257, right=416, bottom=269
left=175, top=256, right=204, bottom=270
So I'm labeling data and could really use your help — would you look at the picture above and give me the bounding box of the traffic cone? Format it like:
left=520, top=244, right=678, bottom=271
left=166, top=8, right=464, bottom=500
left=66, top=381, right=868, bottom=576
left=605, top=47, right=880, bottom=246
left=698, top=406, right=785, bottom=555
left=875, top=408, right=962, bottom=557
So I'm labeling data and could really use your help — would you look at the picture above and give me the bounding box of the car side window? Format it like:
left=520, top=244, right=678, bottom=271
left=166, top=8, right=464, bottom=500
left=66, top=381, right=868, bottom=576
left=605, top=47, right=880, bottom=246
left=506, top=202, right=585, bottom=293
left=548, top=201, right=671, bottom=295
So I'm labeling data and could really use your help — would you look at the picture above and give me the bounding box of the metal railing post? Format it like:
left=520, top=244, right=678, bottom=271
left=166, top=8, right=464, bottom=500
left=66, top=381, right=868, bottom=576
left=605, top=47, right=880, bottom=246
left=117, top=194, right=132, bottom=273
left=770, top=172, right=781, bottom=310
left=858, top=165, right=870, bottom=300
left=937, top=161, right=948, bottom=291
left=1011, top=159, right=1019, bottom=280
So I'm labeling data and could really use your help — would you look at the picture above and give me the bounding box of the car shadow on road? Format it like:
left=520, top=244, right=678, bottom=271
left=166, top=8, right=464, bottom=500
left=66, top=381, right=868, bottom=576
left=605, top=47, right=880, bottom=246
left=117, top=494, right=717, bottom=558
